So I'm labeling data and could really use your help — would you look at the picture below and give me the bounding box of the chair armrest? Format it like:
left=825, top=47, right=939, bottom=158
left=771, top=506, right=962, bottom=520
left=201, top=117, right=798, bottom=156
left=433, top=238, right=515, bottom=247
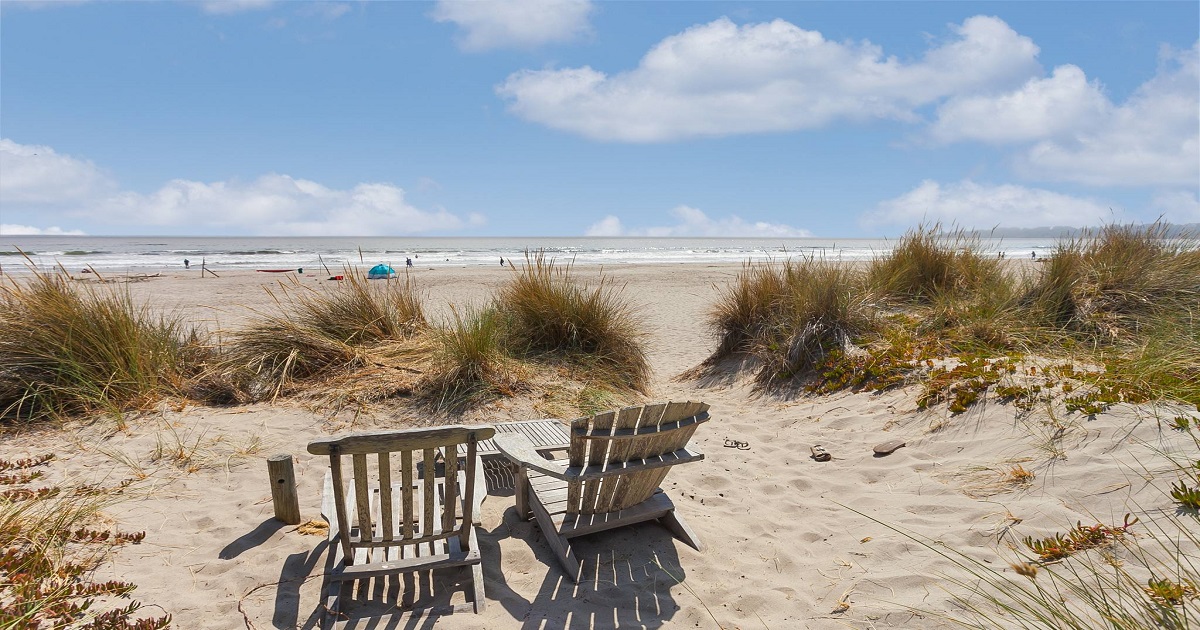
left=494, top=433, right=570, bottom=480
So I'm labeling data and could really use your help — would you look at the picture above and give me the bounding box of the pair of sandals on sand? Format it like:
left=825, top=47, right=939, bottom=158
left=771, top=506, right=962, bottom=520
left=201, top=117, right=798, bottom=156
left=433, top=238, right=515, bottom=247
left=810, top=439, right=906, bottom=462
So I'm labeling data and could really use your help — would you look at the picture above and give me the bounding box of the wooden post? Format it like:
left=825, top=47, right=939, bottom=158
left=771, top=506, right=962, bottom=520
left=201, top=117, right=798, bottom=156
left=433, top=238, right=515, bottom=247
left=268, top=454, right=301, bottom=524
left=200, top=257, right=219, bottom=278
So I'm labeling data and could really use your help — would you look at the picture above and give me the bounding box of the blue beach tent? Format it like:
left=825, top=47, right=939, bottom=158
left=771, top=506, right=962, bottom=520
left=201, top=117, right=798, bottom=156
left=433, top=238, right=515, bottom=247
left=367, top=264, right=397, bottom=279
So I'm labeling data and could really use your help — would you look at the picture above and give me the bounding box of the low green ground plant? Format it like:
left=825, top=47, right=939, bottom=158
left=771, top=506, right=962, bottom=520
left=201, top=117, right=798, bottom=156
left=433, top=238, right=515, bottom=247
left=0, top=454, right=167, bottom=629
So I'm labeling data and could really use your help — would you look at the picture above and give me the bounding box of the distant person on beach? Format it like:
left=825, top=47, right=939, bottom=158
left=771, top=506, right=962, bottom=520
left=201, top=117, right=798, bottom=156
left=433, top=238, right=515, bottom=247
left=1032, top=251, right=1037, bottom=259
left=500, top=258, right=505, bottom=266
left=184, top=258, right=190, bottom=269
left=406, top=257, right=413, bottom=267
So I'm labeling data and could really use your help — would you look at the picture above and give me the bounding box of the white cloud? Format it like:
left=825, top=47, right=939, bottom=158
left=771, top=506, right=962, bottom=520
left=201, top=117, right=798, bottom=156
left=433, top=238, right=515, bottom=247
left=0, top=138, right=115, bottom=204
left=586, top=206, right=811, bottom=237
left=0, top=139, right=481, bottom=236
left=1018, top=43, right=1199, bottom=187
left=928, top=42, right=1199, bottom=187
left=0, top=224, right=85, bottom=236
left=99, top=175, right=482, bottom=236
left=930, top=65, right=1111, bottom=144
left=864, top=180, right=1114, bottom=229
left=498, top=15, right=1040, bottom=142
left=431, top=0, right=593, bottom=52
left=585, top=215, right=623, bottom=237
left=199, top=0, right=274, bottom=15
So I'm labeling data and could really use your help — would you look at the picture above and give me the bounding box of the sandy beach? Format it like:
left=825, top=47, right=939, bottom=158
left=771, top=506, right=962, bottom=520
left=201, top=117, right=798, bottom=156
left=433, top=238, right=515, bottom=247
left=2, top=263, right=1195, bottom=629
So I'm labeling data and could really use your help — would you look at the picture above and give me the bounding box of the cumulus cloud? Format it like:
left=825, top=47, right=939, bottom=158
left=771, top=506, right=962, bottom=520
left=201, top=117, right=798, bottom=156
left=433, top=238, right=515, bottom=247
left=0, top=224, right=85, bottom=236
left=930, top=42, right=1199, bottom=187
left=1018, top=43, right=1199, bottom=187
left=99, top=175, right=484, bottom=236
left=863, top=180, right=1114, bottom=229
left=0, top=139, right=481, bottom=236
left=498, top=15, right=1039, bottom=141
left=930, top=65, right=1111, bottom=144
left=0, top=138, right=115, bottom=204
left=431, top=0, right=593, bottom=52
left=586, top=206, right=811, bottom=237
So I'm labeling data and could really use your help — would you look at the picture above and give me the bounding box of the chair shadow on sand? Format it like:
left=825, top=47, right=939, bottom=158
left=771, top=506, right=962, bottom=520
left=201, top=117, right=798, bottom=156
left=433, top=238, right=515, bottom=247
left=293, top=497, right=689, bottom=629
left=480, top=499, right=687, bottom=630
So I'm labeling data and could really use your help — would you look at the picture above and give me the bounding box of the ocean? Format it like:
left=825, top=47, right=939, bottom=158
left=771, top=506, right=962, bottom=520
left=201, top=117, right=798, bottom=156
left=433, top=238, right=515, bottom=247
left=0, top=236, right=1062, bottom=273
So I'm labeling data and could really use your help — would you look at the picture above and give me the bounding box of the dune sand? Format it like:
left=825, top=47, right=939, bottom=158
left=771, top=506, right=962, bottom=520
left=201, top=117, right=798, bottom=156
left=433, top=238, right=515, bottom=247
left=3, top=264, right=1195, bottom=629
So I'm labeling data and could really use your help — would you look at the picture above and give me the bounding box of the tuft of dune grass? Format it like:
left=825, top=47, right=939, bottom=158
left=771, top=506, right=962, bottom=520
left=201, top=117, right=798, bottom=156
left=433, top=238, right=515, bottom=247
left=0, top=269, right=197, bottom=421
left=423, top=306, right=515, bottom=410
left=496, top=252, right=649, bottom=393
left=868, top=223, right=1006, bottom=305
left=1022, top=222, right=1200, bottom=342
left=704, top=256, right=873, bottom=386
left=216, top=271, right=425, bottom=401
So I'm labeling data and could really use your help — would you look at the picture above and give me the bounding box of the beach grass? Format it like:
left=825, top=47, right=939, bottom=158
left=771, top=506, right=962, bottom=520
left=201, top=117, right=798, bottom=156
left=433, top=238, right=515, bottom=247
left=705, top=256, right=873, bottom=386
left=0, top=269, right=196, bottom=421
left=867, top=223, right=1006, bottom=305
left=496, top=252, right=649, bottom=393
left=700, top=222, right=1200, bottom=410
left=216, top=271, right=425, bottom=401
left=423, top=306, right=514, bottom=410
left=211, top=255, right=647, bottom=413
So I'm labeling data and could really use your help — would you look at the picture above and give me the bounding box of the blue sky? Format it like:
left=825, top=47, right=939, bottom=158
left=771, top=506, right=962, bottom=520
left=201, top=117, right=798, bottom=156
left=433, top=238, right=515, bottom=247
left=1, top=0, right=1196, bottom=237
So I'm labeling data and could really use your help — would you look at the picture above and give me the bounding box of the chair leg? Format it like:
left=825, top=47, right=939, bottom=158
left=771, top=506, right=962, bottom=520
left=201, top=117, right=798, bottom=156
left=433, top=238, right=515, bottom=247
left=544, top=530, right=581, bottom=584
left=514, top=465, right=531, bottom=521
left=471, top=561, right=487, bottom=613
left=660, top=509, right=704, bottom=552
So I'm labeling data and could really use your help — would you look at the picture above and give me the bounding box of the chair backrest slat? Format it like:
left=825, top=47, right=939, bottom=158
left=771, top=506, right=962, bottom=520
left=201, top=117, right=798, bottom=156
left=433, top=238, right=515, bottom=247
left=377, top=452, right=393, bottom=542
left=351, top=454, right=372, bottom=548
left=442, top=442, right=458, bottom=534
left=400, top=450, right=414, bottom=540
left=566, top=417, right=588, bottom=510
left=460, top=439, right=477, bottom=549
left=422, top=448, right=436, bottom=537
left=328, top=449, right=353, bottom=562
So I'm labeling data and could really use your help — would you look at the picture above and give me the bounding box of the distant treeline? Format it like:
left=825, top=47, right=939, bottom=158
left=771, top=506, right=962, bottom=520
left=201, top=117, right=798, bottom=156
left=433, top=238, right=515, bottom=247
left=953, top=223, right=1200, bottom=239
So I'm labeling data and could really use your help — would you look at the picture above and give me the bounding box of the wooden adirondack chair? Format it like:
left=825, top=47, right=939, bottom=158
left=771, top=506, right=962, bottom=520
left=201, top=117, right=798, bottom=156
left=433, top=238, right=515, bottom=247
left=307, top=425, right=495, bottom=621
left=494, top=402, right=708, bottom=582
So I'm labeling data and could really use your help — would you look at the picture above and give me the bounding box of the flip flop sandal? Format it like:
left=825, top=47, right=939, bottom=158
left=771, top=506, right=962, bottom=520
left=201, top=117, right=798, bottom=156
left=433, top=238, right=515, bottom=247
left=810, top=445, right=832, bottom=462
left=723, top=439, right=751, bottom=450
